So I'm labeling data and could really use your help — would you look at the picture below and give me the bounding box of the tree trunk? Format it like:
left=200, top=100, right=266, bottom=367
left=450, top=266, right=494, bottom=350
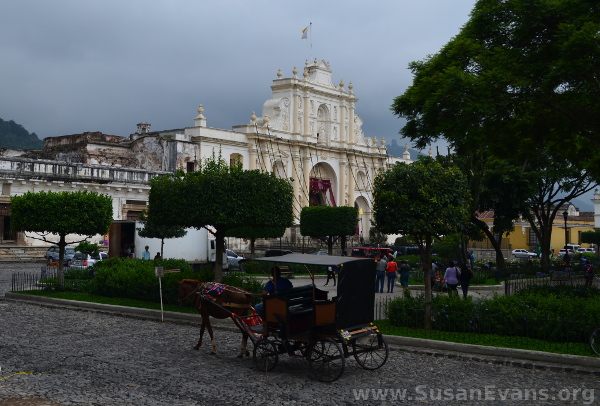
left=471, top=215, right=506, bottom=268
left=57, top=234, right=66, bottom=285
left=214, top=228, right=226, bottom=283
left=418, top=234, right=433, bottom=330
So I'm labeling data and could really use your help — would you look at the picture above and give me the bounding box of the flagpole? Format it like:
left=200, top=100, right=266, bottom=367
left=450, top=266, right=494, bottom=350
left=309, top=22, right=312, bottom=62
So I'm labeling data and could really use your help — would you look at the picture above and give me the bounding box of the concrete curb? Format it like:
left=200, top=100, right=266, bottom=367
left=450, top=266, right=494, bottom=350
left=5, top=292, right=599, bottom=373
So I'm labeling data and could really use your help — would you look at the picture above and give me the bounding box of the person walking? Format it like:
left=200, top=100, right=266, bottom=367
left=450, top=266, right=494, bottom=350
left=458, top=262, right=473, bottom=299
left=386, top=259, right=398, bottom=293
left=375, top=256, right=387, bottom=293
left=444, top=261, right=461, bottom=297
left=469, top=251, right=475, bottom=269
left=324, top=265, right=336, bottom=286
left=398, top=260, right=411, bottom=293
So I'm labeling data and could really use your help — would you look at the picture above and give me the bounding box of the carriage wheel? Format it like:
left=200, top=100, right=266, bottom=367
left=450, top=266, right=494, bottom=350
left=307, top=339, right=345, bottom=382
left=590, top=326, right=600, bottom=357
left=353, top=331, right=389, bottom=370
left=253, top=339, right=279, bottom=372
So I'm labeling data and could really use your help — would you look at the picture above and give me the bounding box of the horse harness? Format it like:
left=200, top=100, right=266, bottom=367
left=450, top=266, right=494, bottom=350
left=199, top=282, right=251, bottom=310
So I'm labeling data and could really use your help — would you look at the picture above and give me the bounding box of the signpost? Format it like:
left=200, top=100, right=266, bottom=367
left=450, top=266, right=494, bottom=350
left=155, top=266, right=164, bottom=322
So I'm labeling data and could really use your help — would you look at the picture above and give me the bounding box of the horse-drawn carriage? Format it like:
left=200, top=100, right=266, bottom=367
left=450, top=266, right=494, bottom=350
left=234, top=254, right=389, bottom=382
left=179, top=254, right=389, bottom=382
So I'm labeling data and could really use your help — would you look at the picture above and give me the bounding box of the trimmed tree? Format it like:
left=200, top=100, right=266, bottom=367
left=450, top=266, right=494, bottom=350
left=11, top=190, right=113, bottom=280
left=373, top=156, right=470, bottom=329
left=147, top=155, right=294, bottom=282
left=581, top=230, right=600, bottom=257
left=300, top=206, right=358, bottom=255
left=136, top=211, right=187, bottom=258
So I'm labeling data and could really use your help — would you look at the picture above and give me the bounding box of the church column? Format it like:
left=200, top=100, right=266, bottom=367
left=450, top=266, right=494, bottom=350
left=348, top=107, right=355, bottom=145
left=293, top=94, right=299, bottom=134
left=291, top=153, right=301, bottom=217
left=348, top=162, right=355, bottom=208
left=303, top=155, right=312, bottom=207
left=249, top=147, right=257, bottom=171
left=339, top=160, right=347, bottom=207
left=340, top=103, right=346, bottom=144
left=303, top=96, right=310, bottom=137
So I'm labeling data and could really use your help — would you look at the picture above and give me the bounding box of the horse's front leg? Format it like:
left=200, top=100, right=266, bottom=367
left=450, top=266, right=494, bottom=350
left=205, top=318, right=216, bottom=354
left=194, top=315, right=206, bottom=350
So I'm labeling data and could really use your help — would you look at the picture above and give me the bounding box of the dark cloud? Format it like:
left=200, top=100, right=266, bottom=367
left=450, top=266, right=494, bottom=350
left=0, top=0, right=476, bottom=154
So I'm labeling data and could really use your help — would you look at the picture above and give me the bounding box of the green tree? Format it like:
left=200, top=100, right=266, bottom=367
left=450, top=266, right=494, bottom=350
left=147, top=154, right=294, bottom=282
left=392, top=0, right=600, bottom=176
left=11, top=191, right=113, bottom=279
left=300, top=206, right=358, bottom=255
left=75, top=241, right=100, bottom=257
left=522, top=153, right=597, bottom=266
left=136, top=211, right=187, bottom=258
left=581, top=231, right=600, bottom=255
left=373, top=156, right=470, bottom=329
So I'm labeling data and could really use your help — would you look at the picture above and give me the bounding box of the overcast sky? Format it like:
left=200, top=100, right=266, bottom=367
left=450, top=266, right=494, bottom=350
left=0, top=0, right=477, bottom=154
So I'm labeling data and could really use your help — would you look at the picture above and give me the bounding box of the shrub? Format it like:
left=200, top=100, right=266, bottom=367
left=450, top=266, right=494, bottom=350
left=386, top=285, right=600, bottom=343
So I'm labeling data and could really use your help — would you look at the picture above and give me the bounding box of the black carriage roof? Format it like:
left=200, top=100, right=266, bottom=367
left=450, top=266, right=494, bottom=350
left=251, top=253, right=375, bottom=267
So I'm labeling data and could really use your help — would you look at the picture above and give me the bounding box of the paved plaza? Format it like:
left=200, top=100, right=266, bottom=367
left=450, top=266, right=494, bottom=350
left=1, top=264, right=598, bottom=405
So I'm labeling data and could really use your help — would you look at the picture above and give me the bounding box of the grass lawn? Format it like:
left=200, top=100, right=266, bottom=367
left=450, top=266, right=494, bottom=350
left=14, top=290, right=198, bottom=315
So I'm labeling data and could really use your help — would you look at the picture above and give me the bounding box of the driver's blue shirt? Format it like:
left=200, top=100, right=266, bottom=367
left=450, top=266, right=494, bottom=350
left=263, top=277, right=293, bottom=294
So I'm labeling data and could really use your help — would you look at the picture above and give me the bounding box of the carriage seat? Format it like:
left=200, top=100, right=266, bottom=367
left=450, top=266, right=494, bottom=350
left=263, top=284, right=329, bottom=335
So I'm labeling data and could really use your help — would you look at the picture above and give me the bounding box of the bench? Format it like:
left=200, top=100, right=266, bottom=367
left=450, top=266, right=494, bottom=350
left=263, top=284, right=329, bottom=337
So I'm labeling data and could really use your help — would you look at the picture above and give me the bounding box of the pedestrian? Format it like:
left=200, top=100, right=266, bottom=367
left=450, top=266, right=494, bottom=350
left=444, top=260, right=461, bottom=297
left=386, top=259, right=398, bottom=293
left=563, top=251, right=571, bottom=266
left=398, top=260, right=411, bottom=293
left=469, top=251, right=475, bottom=269
left=154, top=252, right=161, bottom=260
left=584, top=261, right=596, bottom=288
left=324, top=265, right=336, bottom=286
left=458, top=262, right=473, bottom=299
left=375, top=256, right=387, bottom=293
left=142, top=245, right=151, bottom=260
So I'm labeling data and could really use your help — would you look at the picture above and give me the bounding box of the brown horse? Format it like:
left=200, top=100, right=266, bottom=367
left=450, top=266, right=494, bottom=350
left=178, top=279, right=253, bottom=357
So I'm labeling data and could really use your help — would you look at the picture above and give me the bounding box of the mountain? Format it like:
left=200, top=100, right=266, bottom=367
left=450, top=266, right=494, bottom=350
left=0, top=118, right=44, bottom=149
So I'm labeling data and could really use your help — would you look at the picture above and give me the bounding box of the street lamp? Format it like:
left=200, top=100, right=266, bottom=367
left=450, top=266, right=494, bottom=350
left=358, top=208, right=364, bottom=243
left=562, top=210, right=569, bottom=248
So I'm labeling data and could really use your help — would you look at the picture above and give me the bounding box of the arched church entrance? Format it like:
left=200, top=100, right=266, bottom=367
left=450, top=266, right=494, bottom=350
left=308, top=162, right=337, bottom=206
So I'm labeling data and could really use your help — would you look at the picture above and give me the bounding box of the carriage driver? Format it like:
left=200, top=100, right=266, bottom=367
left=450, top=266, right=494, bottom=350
left=254, top=266, right=293, bottom=320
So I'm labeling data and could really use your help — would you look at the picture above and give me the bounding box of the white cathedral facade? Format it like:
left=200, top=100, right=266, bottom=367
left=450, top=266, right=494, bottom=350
left=0, top=60, right=411, bottom=258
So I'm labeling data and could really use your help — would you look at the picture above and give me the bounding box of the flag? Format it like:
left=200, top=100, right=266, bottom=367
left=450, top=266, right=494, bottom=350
left=301, top=26, right=308, bottom=39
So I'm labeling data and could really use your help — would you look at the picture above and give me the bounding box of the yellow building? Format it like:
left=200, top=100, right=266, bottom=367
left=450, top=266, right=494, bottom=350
left=473, top=203, right=595, bottom=254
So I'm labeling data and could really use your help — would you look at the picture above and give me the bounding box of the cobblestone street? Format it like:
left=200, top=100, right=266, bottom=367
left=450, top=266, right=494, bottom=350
left=1, top=264, right=598, bottom=405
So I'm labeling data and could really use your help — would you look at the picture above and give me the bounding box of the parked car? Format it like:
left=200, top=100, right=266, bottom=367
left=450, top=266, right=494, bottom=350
left=577, top=247, right=596, bottom=254
left=558, top=249, right=574, bottom=258
left=226, top=249, right=245, bottom=270
left=511, top=249, right=538, bottom=259
left=314, top=250, right=329, bottom=255
left=44, top=245, right=76, bottom=265
left=265, top=249, right=293, bottom=257
left=70, top=252, right=108, bottom=269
